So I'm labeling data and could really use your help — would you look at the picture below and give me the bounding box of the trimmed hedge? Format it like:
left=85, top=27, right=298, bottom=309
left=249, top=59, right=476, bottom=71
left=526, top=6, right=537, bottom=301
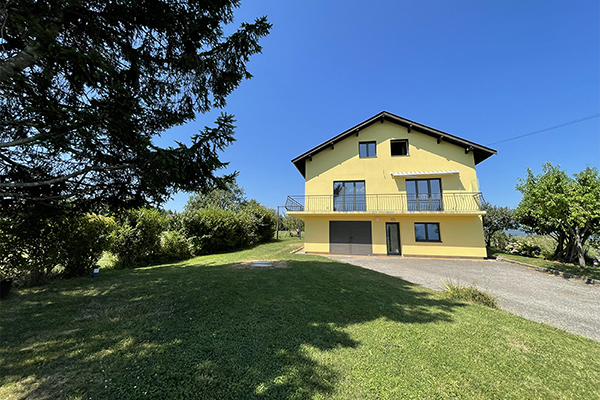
left=159, top=230, right=192, bottom=261
left=0, top=211, right=116, bottom=283
left=110, top=208, right=168, bottom=268
left=179, top=203, right=276, bottom=255
left=58, top=213, right=117, bottom=278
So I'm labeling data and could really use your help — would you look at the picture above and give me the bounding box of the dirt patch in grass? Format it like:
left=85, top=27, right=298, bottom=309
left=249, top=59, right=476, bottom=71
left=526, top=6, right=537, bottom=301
left=230, top=260, right=290, bottom=269
left=509, top=341, right=532, bottom=353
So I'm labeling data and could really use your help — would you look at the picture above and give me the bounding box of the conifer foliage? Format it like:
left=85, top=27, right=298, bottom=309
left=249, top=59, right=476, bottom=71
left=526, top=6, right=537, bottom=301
left=0, top=0, right=271, bottom=208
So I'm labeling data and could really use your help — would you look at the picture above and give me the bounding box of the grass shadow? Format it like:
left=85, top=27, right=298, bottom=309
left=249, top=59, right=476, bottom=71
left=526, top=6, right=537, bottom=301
left=1, top=256, right=464, bottom=399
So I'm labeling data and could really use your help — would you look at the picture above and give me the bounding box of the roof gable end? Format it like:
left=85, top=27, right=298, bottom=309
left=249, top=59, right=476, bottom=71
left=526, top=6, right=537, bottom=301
left=291, top=111, right=497, bottom=177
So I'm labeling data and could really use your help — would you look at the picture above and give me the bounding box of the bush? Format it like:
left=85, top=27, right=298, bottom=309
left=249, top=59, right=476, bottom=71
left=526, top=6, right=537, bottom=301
left=441, top=279, right=498, bottom=308
left=180, top=207, right=245, bottom=255
left=110, top=208, right=168, bottom=268
left=159, top=230, right=192, bottom=261
left=179, top=202, right=276, bottom=256
left=0, top=210, right=63, bottom=283
left=0, top=208, right=116, bottom=283
left=58, top=213, right=116, bottom=278
left=241, top=201, right=277, bottom=245
left=489, top=231, right=511, bottom=251
left=505, top=239, right=542, bottom=258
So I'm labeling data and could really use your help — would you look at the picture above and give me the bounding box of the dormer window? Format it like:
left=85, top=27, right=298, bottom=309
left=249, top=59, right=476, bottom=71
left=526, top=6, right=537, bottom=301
left=359, top=141, right=376, bottom=158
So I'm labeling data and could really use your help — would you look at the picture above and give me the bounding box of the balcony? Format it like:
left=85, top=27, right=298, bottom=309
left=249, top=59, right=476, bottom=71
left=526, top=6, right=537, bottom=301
left=285, top=192, right=485, bottom=214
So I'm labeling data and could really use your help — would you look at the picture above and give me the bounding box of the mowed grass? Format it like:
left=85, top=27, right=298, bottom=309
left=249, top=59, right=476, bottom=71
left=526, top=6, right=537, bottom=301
left=1, top=237, right=599, bottom=400
left=493, top=251, right=600, bottom=280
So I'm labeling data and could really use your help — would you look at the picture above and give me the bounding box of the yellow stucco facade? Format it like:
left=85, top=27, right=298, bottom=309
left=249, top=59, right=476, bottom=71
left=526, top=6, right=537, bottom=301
left=301, top=214, right=486, bottom=257
left=288, top=112, right=496, bottom=258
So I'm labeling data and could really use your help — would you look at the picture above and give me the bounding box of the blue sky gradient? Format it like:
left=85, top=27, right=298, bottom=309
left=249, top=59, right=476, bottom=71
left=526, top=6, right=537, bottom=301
left=159, top=0, right=599, bottom=212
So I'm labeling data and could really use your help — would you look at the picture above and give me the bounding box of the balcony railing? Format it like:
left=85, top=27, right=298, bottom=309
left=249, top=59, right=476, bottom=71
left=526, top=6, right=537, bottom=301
left=285, top=192, right=485, bottom=213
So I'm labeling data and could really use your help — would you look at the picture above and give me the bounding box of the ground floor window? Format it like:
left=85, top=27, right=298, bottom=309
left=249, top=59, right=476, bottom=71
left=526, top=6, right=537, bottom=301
left=414, top=223, right=441, bottom=242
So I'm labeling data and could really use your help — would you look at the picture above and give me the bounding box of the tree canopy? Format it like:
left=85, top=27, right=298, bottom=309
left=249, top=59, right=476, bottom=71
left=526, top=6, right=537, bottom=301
left=0, top=0, right=271, bottom=209
left=185, top=179, right=247, bottom=211
left=481, top=202, right=516, bottom=249
left=515, top=163, right=600, bottom=268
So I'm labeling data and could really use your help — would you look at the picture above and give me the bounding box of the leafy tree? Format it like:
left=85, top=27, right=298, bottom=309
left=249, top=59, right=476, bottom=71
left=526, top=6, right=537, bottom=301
left=185, top=179, right=247, bottom=211
left=515, top=163, right=600, bottom=268
left=481, top=202, right=517, bottom=249
left=281, top=213, right=305, bottom=233
left=0, top=0, right=271, bottom=209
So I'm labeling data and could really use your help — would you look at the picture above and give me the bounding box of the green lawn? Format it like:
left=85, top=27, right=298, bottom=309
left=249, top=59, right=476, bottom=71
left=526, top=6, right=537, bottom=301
left=2, top=237, right=599, bottom=399
left=492, top=251, right=600, bottom=281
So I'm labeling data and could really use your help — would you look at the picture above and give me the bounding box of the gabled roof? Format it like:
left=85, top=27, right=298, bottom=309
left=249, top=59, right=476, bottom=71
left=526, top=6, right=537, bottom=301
left=291, top=111, right=497, bottom=178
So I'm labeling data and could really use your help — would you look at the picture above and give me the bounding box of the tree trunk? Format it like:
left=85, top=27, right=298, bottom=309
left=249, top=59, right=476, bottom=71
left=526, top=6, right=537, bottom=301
left=553, top=230, right=565, bottom=260
left=567, top=226, right=585, bottom=268
left=566, top=237, right=577, bottom=264
left=485, top=231, right=492, bottom=249
left=570, top=226, right=586, bottom=268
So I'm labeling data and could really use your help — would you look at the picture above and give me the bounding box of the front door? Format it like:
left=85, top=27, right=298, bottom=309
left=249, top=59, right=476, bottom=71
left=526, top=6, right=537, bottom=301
left=386, top=223, right=401, bottom=255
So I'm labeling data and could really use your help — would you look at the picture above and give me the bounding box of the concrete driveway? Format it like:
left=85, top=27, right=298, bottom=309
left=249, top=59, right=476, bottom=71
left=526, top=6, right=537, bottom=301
left=327, top=255, right=600, bottom=342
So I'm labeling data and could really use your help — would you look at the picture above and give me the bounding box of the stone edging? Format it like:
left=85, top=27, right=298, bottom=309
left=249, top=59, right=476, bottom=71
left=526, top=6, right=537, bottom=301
left=290, top=246, right=305, bottom=254
left=496, top=256, right=598, bottom=285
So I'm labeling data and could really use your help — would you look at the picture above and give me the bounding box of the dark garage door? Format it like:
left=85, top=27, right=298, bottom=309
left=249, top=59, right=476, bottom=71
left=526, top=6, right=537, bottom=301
left=329, top=221, right=372, bottom=255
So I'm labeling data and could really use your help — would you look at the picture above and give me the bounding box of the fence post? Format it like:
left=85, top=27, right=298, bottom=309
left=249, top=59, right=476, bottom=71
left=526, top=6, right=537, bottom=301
left=276, top=206, right=280, bottom=240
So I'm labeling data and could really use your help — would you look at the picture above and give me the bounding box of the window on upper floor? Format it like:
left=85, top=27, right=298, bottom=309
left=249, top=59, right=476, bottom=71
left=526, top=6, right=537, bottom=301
left=333, top=181, right=366, bottom=211
left=359, top=142, right=376, bottom=158
left=406, top=178, right=442, bottom=211
left=391, top=139, right=409, bottom=156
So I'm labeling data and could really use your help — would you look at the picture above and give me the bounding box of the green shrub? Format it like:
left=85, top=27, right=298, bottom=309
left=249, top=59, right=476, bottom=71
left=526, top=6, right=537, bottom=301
left=529, top=236, right=556, bottom=260
left=505, top=239, right=542, bottom=258
left=503, top=236, right=558, bottom=261
left=110, top=208, right=168, bottom=268
left=489, top=231, right=511, bottom=251
left=0, top=215, right=29, bottom=282
left=179, top=202, right=276, bottom=255
left=166, top=212, right=184, bottom=231
left=241, top=201, right=277, bottom=245
left=441, top=279, right=498, bottom=308
left=0, top=209, right=116, bottom=283
left=181, top=207, right=245, bottom=255
left=159, top=230, right=192, bottom=261
left=58, top=213, right=116, bottom=278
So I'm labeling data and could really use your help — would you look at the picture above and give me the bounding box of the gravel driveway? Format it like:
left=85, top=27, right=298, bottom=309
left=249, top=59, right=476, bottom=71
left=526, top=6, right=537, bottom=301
left=327, top=255, right=600, bottom=342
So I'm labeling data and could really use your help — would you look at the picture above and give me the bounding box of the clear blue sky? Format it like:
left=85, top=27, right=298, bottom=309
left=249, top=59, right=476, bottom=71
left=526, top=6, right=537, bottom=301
left=161, top=0, right=599, bottom=212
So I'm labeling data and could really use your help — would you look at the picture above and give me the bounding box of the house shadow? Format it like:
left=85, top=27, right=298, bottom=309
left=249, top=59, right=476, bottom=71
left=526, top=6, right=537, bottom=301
left=2, top=258, right=466, bottom=399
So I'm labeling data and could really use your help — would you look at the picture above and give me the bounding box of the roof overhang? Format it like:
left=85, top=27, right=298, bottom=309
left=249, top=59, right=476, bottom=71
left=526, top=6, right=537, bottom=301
left=391, top=170, right=460, bottom=178
left=291, top=111, right=497, bottom=178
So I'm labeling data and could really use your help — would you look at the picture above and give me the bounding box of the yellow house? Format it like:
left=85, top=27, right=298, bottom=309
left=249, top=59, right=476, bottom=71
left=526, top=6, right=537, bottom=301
left=286, top=111, right=497, bottom=258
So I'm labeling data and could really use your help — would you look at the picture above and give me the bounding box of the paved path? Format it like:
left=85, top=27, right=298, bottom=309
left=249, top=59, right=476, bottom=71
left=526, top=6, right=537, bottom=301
left=327, top=256, right=600, bottom=342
